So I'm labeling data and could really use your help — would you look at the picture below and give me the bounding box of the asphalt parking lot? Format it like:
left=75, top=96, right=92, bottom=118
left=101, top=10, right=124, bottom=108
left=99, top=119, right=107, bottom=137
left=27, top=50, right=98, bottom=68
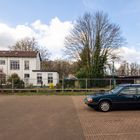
left=0, top=95, right=140, bottom=140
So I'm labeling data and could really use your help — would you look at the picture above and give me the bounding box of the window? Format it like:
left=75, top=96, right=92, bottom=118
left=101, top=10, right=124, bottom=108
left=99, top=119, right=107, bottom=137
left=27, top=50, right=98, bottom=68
left=37, top=73, right=42, bottom=84
left=24, top=74, right=30, bottom=84
left=24, top=74, right=30, bottom=78
left=0, top=60, right=5, bottom=65
left=120, top=87, right=136, bottom=95
left=137, top=88, right=140, bottom=94
left=48, top=73, right=53, bottom=83
left=10, top=60, right=20, bottom=70
left=24, top=61, right=29, bottom=70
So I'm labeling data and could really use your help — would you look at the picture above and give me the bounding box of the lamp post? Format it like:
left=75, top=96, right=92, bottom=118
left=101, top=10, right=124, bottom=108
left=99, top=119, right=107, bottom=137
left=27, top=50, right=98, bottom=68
left=112, top=60, right=115, bottom=87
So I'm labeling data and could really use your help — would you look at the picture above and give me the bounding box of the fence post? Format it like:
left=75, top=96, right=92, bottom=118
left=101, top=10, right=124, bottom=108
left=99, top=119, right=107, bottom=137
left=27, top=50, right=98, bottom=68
left=37, top=86, right=39, bottom=93
left=86, top=78, right=88, bottom=93
left=62, top=78, right=64, bottom=93
left=12, top=78, right=14, bottom=94
left=134, top=78, right=136, bottom=84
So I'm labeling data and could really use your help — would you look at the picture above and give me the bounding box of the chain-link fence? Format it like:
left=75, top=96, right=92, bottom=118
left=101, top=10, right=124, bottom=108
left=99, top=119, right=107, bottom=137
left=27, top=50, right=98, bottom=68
left=0, top=77, right=140, bottom=92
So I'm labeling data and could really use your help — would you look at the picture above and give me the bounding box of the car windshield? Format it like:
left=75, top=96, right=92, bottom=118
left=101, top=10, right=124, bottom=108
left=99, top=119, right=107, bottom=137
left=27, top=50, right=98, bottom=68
left=109, top=86, right=123, bottom=94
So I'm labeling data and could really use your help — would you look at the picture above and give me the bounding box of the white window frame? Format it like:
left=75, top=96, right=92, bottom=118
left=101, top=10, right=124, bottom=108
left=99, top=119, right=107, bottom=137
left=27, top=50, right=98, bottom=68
left=24, top=61, right=29, bottom=70
left=48, top=73, right=53, bottom=84
left=24, top=74, right=30, bottom=78
left=37, top=73, right=42, bottom=84
left=0, top=60, right=5, bottom=65
left=10, top=60, right=20, bottom=70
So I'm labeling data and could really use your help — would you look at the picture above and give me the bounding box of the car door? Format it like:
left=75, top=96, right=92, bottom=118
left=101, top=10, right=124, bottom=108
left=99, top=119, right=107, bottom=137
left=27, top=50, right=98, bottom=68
left=134, top=87, right=140, bottom=106
left=113, top=86, right=137, bottom=108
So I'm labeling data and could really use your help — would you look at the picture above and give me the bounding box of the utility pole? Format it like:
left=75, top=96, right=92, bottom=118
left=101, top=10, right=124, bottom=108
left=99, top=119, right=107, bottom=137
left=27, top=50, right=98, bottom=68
left=112, top=60, right=115, bottom=87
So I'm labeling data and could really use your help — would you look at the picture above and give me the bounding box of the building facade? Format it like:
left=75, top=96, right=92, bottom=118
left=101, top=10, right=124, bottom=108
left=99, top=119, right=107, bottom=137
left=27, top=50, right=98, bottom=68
left=0, top=51, right=59, bottom=86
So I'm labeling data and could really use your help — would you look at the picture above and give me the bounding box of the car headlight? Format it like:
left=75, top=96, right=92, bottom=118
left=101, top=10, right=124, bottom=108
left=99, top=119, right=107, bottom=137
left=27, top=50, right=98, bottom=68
left=87, top=97, right=93, bottom=103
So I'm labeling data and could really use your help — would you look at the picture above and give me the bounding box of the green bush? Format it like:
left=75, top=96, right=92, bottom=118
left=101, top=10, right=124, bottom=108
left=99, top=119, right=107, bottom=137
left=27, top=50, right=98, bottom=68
left=7, top=73, right=24, bottom=89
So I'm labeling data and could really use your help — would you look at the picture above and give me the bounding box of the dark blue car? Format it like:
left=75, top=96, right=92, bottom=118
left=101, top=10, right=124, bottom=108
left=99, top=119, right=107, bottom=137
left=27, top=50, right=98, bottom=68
left=84, top=84, right=140, bottom=112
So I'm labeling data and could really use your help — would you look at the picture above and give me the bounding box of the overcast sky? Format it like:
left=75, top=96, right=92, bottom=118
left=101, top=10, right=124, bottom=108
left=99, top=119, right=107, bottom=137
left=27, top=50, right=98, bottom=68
left=0, top=0, right=140, bottom=63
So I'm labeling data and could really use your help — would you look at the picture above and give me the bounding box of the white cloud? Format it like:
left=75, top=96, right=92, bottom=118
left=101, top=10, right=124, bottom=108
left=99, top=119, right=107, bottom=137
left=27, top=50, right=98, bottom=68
left=108, top=46, right=140, bottom=69
left=32, top=17, right=73, bottom=59
left=0, top=17, right=73, bottom=59
left=1, top=18, right=140, bottom=63
left=118, top=46, right=140, bottom=63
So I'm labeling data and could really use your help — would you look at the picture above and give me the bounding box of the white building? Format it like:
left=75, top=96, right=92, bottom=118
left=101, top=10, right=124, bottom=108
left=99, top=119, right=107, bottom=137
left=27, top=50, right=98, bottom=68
left=0, top=51, right=59, bottom=86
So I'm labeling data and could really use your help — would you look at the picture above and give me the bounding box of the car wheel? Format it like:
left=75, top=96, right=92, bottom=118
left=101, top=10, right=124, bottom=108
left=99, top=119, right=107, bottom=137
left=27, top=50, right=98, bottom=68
left=99, top=101, right=111, bottom=112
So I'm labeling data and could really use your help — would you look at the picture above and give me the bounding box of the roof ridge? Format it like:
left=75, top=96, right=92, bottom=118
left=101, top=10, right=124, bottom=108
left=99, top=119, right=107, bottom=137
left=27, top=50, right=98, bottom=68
left=0, top=50, right=38, bottom=58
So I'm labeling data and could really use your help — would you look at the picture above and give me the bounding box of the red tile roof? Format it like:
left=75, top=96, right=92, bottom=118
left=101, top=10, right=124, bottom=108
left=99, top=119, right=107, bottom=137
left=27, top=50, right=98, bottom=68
left=0, top=51, right=38, bottom=58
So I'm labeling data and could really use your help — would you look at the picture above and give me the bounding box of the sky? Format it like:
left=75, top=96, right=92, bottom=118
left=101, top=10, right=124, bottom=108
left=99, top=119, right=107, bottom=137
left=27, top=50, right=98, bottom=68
left=0, top=0, right=140, bottom=64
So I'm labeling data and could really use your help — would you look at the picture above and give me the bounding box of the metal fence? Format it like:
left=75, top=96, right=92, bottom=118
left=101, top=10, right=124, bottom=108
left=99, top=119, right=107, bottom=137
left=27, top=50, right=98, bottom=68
left=0, top=77, right=140, bottom=93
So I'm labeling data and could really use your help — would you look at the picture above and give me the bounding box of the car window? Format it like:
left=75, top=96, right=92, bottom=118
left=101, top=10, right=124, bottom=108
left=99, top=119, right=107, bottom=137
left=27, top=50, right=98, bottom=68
left=110, top=86, right=123, bottom=93
left=120, top=87, right=136, bottom=95
left=137, top=87, right=140, bottom=94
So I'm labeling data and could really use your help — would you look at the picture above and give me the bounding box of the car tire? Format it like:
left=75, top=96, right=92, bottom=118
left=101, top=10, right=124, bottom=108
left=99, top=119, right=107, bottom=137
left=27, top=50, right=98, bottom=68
left=99, top=101, right=111, bottom=112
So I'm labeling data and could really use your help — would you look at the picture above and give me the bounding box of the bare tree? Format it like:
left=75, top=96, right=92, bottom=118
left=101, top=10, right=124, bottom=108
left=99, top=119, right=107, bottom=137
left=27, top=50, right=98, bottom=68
left=130, top=63, right=140, bottom=76
left=9, top=37, right=50, bottom=60
left=116, top=61, right=130, bottom=76
left=65, top=11, right=124, bottom=78
left=41, top=59, right=78, bottom=79
left=117, top=61, right=140, bottom=76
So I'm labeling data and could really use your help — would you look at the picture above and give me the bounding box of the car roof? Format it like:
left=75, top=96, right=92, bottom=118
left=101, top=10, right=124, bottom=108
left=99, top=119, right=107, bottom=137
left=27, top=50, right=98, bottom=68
left=119, top=84, right=140, bottom=87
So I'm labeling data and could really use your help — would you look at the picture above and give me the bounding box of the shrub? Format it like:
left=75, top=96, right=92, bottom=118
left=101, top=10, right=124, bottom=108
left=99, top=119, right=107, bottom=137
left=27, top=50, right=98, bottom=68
left=7, top=73, right=24, bottom=88
left=49, top=83, right=54, bottom=89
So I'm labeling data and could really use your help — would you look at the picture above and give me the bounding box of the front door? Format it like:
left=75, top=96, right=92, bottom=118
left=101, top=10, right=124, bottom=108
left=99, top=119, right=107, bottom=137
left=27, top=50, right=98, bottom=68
left=114, top=86, right=137, bottom=108
left=134, top=87, right=140, bottom=106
